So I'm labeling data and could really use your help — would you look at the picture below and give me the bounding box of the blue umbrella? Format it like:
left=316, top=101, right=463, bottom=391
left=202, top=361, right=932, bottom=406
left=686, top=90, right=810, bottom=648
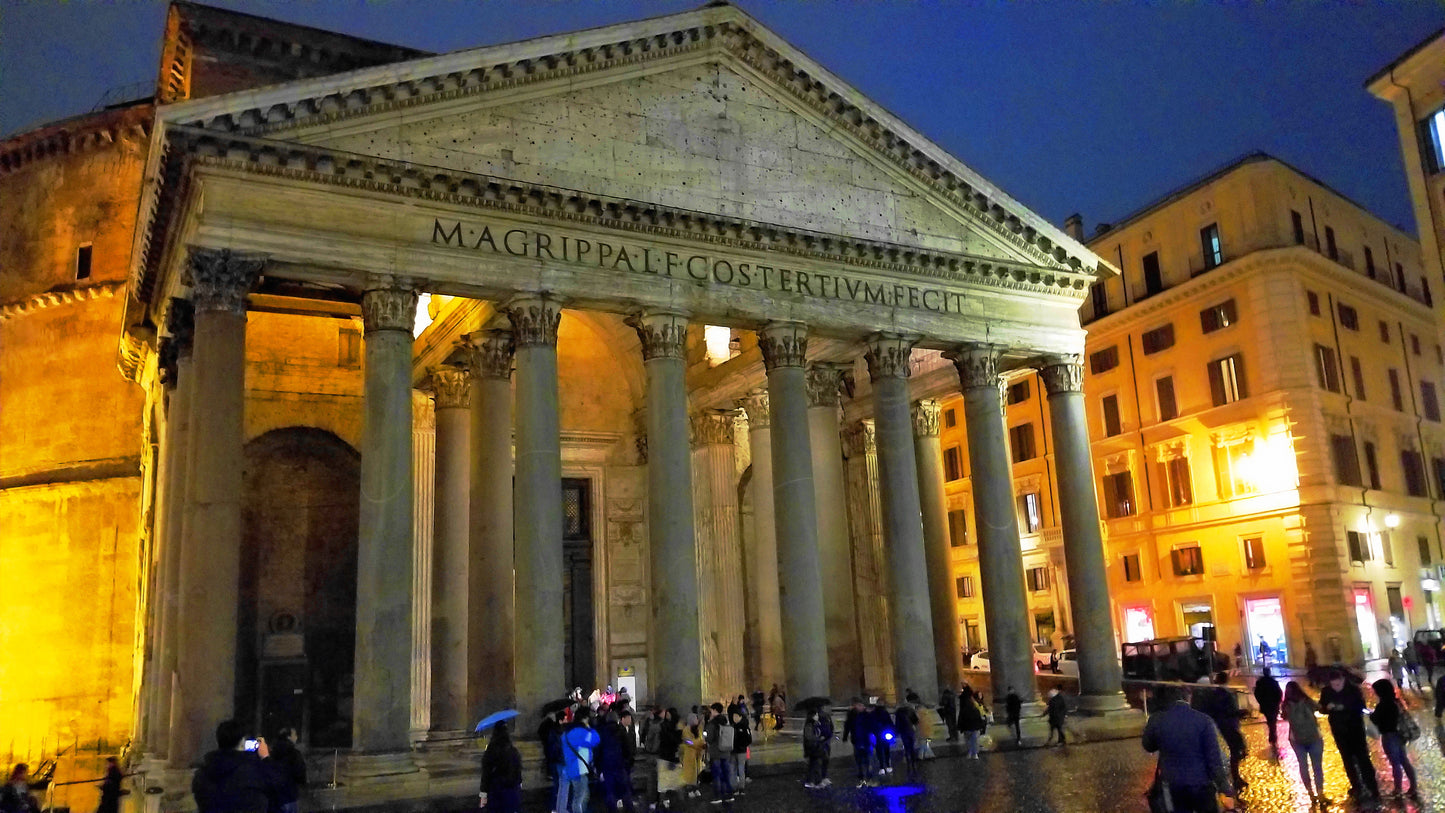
left=474, top=709, right=520, bottom=733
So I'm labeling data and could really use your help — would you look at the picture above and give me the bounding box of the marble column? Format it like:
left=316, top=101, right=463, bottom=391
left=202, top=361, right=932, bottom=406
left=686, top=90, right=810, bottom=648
left=865, top=334, right=938, bottom=703
left=948, top=345, right=1038, bottom=714
left=466, top=330, right=516, bottom=716
left=169, top=249, right=262, bottom=767
left=630, top=310, right=702, bottom=708
left=759, top=322, right=829, bottom=700
left=842, top=420, right=893, bottom=699
left=428, top=364, right=471, bottom=733
left=912, top=399, right=963, bottom=691
left=410, top=391, right=435, bottom=740
left=692, top=409, right=745, bottom=700
left=738, top=390, right=786, bottom=691
left=806, top=364, right=862, bottom=698
left=507, top=295, right=566, bottom=719
left=1040, top=356, right=1128, bottom=712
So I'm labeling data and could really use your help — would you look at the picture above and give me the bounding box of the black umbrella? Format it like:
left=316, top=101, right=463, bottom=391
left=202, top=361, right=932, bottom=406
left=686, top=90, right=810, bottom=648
left=794, top=696, right=831, bottom=711
left=540, top=697, right=574, bottom=715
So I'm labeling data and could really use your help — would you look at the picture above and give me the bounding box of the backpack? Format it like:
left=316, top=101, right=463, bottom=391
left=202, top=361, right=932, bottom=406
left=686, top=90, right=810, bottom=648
left=716, top=720, right=736, bottom=751
left=1398, top=707, right=1421, bottom=742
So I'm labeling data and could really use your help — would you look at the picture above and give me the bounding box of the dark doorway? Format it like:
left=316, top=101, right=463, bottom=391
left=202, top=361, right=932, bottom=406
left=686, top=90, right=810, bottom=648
left=239, top=428, right=359, bottom=748
left=561, top=478, right=595, bottom=692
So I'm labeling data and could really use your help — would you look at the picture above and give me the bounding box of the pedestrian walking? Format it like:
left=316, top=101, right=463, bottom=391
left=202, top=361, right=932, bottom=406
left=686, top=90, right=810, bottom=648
left=538, top=709, right=566, bottom=806
left=1304, top=641, right=1321, bottom=688
left=937, top=687, right=959, bottom=743
left=1, top=765, right=39, bottom=813
left=479, top=721, right=523, bottom=813
left=802, top=709, right=833, bottom=789
left=96, top=758, right=124, bottom=813
left=869, top=701, right=895, bottom=776
left=680, top=714, right=705, bottom=800
left=912, top=694, right=935, bottom=760
left=1319, top=669, right=1379, bottom=801
left=750, top=690, right=765, bottom=732
left=728, top=708, right=751, bottom=791
left=1389, top=648, right=1408, bottom=690
left=598, top=709, right=637, bottom=812
left=653, top=709, right=683, bottom=811
left=1004, top=687, right=1023, bottom=745
left=266, top=728, right=306, bottom=813
left=1043, top=688, right=1068, bottom=745
left=1370, top=679, right=1420, bottom=799
left=1192, top=673, right=1247, bottom=791
left=1282, top=681, right=1326, bottom=804
left=894, top=702, right=920, bottom=775
left=557, top=708, right=600, bottom=813
left=1142, top=685, right=1235, bottom=813
left=842, top=698, right=875, bottom=787
left=191, top=721, right=283, bottom=813
left=704, top=702, right=735, bottom=803
left=1404, top=643, right=1421, bottom=689
left=1420, top=640, right=1437, bottom=685
left=956, top=687, right=986, bottom=758
left=1252, top=667, right=1283, bottom=747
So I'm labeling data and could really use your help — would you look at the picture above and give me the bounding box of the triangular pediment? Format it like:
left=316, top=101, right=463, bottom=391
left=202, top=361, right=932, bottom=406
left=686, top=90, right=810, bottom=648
left=156, top=3, right=1109, bottom=277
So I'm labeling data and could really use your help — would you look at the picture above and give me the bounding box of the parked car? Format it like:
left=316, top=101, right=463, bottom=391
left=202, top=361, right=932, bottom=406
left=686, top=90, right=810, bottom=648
left=1033, top=643, right=1055, bottom=671
left=970, top=650, right=991, bottom=670
left=1121, top=636, right=1219, bottom=683
left=1057, top=649, right=1080, bottom=677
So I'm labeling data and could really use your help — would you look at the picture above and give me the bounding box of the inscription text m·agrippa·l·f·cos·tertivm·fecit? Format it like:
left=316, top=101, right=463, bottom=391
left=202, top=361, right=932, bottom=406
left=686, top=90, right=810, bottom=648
left=431, top=218, right=970, bottom=314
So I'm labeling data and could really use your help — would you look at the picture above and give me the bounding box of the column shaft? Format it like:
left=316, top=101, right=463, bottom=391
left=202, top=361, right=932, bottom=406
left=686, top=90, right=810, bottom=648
left=468, top=332, right=516, bottom=715
left=692, top=411, right=744, bottom=700
left=429, top=366, right=471, bottom=732
left=807, top=365, right=862, bottom=698
left=843, top=421, right=894, bottom=698
left=913, top=400, right=963, bottom=691
left=739, top=392, right=786, bottom=691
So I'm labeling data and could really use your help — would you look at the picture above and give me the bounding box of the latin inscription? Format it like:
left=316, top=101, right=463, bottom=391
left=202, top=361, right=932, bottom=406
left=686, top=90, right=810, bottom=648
left=431, top=219, right=969, bottom=314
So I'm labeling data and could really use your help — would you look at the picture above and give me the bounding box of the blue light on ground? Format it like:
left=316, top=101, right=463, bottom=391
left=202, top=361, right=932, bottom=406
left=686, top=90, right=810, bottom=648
left=872, top=784, right=925, bottom=813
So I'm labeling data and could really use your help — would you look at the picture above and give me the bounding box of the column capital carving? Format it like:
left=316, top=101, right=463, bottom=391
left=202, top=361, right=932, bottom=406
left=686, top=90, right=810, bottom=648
left=737, top=388, right=770, bottom=429
left=690, top=410, right=737, bottom=447
left=626, top=309, right=689, bottom=361
left=184, top=248, right=264, bottom=315
left=805, top=363, right=847, bottom=408
left=945, top=344, right=1003, bottom=391
left=361, top=285, right=419, bottom=334
left=462, top=330, right=515, bottom=380
left=505, top=294, right=564, bottom=347
left=1038, top=355, right=1085, bottom=394
left=863, top=333, right=918, bottom=381
left=427, top=364, right=471, bottom=410
left=911, top=399, right=942, bottom=438
left=758, top=321, right=808, bottom=370
left=842, top=419, right=876, bottom=458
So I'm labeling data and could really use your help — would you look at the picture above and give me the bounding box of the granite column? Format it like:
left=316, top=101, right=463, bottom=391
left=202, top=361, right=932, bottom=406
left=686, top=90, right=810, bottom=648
left=428, top=364, right=471, bottom=734
left=691, top=410, right=745, bottom=699
left=912, top=399, right=963, bottom=691
left=806, top=364, right=862, bottom=698
left=738, top=390, right=785, bottom=690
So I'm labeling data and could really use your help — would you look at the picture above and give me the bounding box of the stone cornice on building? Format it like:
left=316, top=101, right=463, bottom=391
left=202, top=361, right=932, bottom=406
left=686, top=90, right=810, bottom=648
left=0, top=282, right=126, bottom=321
left=0, top=104, right=153, bottom=176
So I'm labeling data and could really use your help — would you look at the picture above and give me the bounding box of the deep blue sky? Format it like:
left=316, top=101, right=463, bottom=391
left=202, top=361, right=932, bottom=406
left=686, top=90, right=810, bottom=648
left=2, top=1, right=1440, bottom=235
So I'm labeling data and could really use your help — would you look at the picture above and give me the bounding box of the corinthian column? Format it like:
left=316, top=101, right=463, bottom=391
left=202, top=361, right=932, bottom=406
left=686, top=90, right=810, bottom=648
left=428, top=364, right=471, bottom=734
left=691, top=410, right=745, bottom=700
left=170, top=248, right=262, bottom=767
left=843, top=420, right=893, bottom=698
left=466, top=330, right=516, bottom=716
left=807, top=364, right=862, bottom=698
left=738, top=390, right=785, bottom=690
left=353, top=283, right=419, bottom=753
left=507, top=295, right=566, bottom=719
left=864, top=334, right=938, bottom=702
left=759, top=322, right=829, bottom=700
left=410, top=390, right=435, bottom=741
left=948, top=345, right=1038, bottom=716
left=913, top=399, right=962, bottom=691
left=629, top=310, right=702, bottom=708
left=1040, top=356, right=1128, bottom=712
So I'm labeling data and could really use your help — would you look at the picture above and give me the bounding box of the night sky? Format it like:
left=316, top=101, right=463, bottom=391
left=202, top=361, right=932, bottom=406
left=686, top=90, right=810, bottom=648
left=2, top=1, right=1441, bottom=236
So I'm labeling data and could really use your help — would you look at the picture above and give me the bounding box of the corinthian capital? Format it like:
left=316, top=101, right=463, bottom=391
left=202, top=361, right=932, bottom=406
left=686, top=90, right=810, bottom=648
left=911, top=399, right=941, bottom=438
left=758, top=321, right=808, bottom=371
left=462, top=330, right=515, bottom=380
left=1038, top=355, right=1085, bottom=394
left=184, top=248, right=265, bottom=315
left=428, top=364, right=471, bottom=409
left=627, top=309, right=689, bottom=361
left=737, top=388, right=770, bottom=429
left=946, top=344, right=1002, bottom=391
left=690, top=410, right=736, bottom=447
left=805, top=363, right=847, bottom=408
left=842, top=419, right=876, bottom=458
left=361, top=285, right=419, bottom=334
left=863, top=333, right=918, bottom=381
left=505, top=294, right=564, bottom=347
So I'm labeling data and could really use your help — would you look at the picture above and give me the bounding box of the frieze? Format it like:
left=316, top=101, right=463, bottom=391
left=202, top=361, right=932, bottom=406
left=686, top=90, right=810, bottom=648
left=361, top=285, right=419, bottom=333
left=627, top=310, right=689, bottom=361
left=805, top=364, right=846, bottom=408
left=758, top=322, right=808, bottom=371
left=1038, top=356, right=1084, bottom=394
left=737, top=389, right=770, bottom=429
left=118, top=328, right=152, bottom=384
left=185, top=247, right=265, bottom=315
left=946, top=345, right=1001, bottom=391
left=911, top=399, right=941, bottom=438
left=864, top=333, right=916, bottom=381
left=690, top=410, right=736, bottom=447
left=462, top=329, right=515, bottom=379
left=843, top=419, right=876, bottom=458
left=504, top=295, right=563, bottom=347
left=427, top=364, right=471, bottom=409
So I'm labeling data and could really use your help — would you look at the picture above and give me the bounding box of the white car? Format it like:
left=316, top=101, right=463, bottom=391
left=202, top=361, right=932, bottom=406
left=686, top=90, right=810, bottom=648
left=1057, top=649, right=1080, bottom=677
left=1033, top=644, right=1054, bottom=671
left=969, top=650, right=991, bottom=670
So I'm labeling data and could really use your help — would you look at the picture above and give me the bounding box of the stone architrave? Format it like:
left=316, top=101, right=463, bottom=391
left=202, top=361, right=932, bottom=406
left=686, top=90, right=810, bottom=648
left=1039, top=356, right=1128, bottom=712
left=169, top=249, right=262, bottom=768
left=465, top=330, right=516, bottom=716
left=864, top=334, right=938, bottom=702
left=842, top=420, right=893, bottom=698
left=691, top=409, right=745, bottom=700
left=427, top=364, right=471, bottom=734
left=947, top=345, right=1039, bottom=716
left=912, top=398, right=963, bottom=691
left=507, top=295, right=567, bottom=720
left=758, top=322, right=829, bottom=700
left=738, top=389, right=785, bottom=690
left=629, top=309, right=703, bottom=708
left=806, top=363, right=862, bottom=698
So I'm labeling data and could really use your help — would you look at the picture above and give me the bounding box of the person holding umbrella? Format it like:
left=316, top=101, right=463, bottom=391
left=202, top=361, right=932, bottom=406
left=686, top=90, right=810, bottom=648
left=479, top=722, right=522, bottom=812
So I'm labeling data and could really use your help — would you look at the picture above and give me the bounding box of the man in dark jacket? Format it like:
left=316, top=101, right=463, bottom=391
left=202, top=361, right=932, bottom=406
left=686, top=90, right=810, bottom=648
left=538, top=709, right=566, bottom=805
left=1004, top=688, right=1023, bottom=745
left=192, top=721, right=282, bottom=813
left=868, top=702, right=894, bottom=776
left=937, top=688, right=959, bottom=742
left=1043, top=688, right=1068, bottom=746
left=1192, top=673, right=1247, bottom=791
left=266, top=728, right=306, bottom=813
left=1319, top=670, right=1379, bottom=800
left=598, top=711, right=637, bottom=812
left=841, top=698, right=874, bottom=787
left=1142, top=686, right=1233, bottom=812
left=894, top=703, right=919, bottom=775
left=1252, top=668, right=1283, bottom=746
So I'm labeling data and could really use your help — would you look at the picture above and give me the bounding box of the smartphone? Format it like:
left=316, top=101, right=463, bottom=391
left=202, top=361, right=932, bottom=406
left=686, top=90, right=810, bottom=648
left=243, top=739, right=260, bottom=752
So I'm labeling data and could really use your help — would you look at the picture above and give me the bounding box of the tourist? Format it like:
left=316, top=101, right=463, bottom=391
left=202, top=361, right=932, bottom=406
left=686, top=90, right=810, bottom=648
left=1043, top=687, right=1068, bottom=746
left=1142, top=685, right=1234, bottom=813
left=1304, top=641, right=1321, bottom=687
left=801, top=708, right=834, bottom=788
left=704, top=702, right=735, bottom=804
left=770, top=692, right=787, bottom=731
left=1, top=765, right=38, bottom=813
left=1389, top=648, right=1408, bottom=690
left=1282, top=681, right=1325, bottom=804
left=911, top=692, right=935, bottom=759
left=1420, top=640, right=1437, bottom=685
left=841, top=698, right=875, bottom=787
left=267, top=727, right=306, bottom=813
left=956, top=687, right=986, bottom=758
left=894, top=700, right=920, bottom=775
left=1369, top=680, right=1419, bottom=798
left=96, top=758, right=124, bottom=813
left=538, top=709, right=566, bottom=805
left=1004, top=687, right=1023, bottom=745
left=653, top=709, right=683, bottom=810
left=191, top=721, right=282, bottom=813
left=598, top=709, right=637, bottom=812
left=937, top=687, right=959, bottom=742
left=556, top=707, right=600, bottom=813
left=1404, top=643, right=1421, bottom=689
left=1192, top=673, right=1247, bottom=791
left=1252, top=667, right=1282, bottom=746
left=728, top=708, right=751, bottom=790
left=680, top=714, right=705, bottom=800
left=869, top=701, right=895, bottom=776
left=1318, top=669, right=1378, bottom=800
left=478, top=721, right=522, bottom=813
left=750, top=690, right=766, bottom=731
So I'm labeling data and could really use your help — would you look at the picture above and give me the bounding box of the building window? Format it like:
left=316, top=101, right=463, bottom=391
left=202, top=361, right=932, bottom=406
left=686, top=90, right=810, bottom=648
left=1347, top=530, right=1371, bottom=563
left=1090, top=345, right=1120, bottom=373
left=1412, top=334, right=1423, bottom=356
left=1026, top=566, right=1051, bottom=592
left=1365, top=246, right=1377, bottom=278
left=1379, top=320, right=1391, bottom=343
left=1102, top=471, right=1135, bottom=519
left=1381, top=534, right=1395, bottom=567
left=1171, top=545, right=1204, bottom=577
left=75, top=244, right=93, bottom=281
left=1122, top=553, right=1142, bottom=583
left=1141, top=323, right=1175, bottom=354
left=948, top=508, right=969, bottom=546
left=1009, top=423, right=1037, bottom=463
left=1291, top=211, right=1305, bottom=245
left=1325, top=226, right=1338, bottom=261
left=1102, top=395, right=1122, bottom=437
left=1313, top=344, right=1340, bottom=393
left=1208, top=354, right=1247, bottom=406
left=1350, top=356, right=1366, bottom=401
left=1403, top=450, right=1429, bottom=497
left=1142, top=251, right=1163, bottom=297
left=1007, top=379, right=1031, bottom=405
left=1243, top=536, right=1266, bottom=570
left=1215, top=438, right=1260, bottom=498
left=1423, top=381, right=1441, bottom=422
left=1364, top=441, right=1382, bottom=490
left=1396, top=263, right=1407, bottom=292
left=1390, top=369, right=1405, bottom=411
left=1090, top=281, right=1109, bottom=320
left=1423, top=278, right=1434, bottom=307
left=1330, top=434, right=1362, bottom=487
left=956, top=575, right=975, bottom=599
left=943, top=446, right=964, bottom=481
left=1420, top=536, right=1434, bottom=567
left=1158, top=455, right=1193, bottom=509
left=1200, top=223, right=1223, bottom=270
left=1156, top=376, right=1178, bottom=421
left=337, top=326, right=361, bottom=367
left=1016, top=492, right=1043, bottom=533
left=1423, top=106, right=1445, bottom=173
left=944, top=408, right=957, bottom=428
left=1435, top=457, right=1445, bottom=500
left=1337, top=303, right=1359, bottom=330
left=1307, top=290, right=1320, bottom=316
left=1200, top=299, right=1237, bottom=333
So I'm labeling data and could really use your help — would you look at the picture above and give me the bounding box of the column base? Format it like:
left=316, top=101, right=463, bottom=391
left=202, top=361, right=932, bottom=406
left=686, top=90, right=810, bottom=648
left=339, top=751, right=423, bottom=783
left=1075, top=691, right=1133, bottom=715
